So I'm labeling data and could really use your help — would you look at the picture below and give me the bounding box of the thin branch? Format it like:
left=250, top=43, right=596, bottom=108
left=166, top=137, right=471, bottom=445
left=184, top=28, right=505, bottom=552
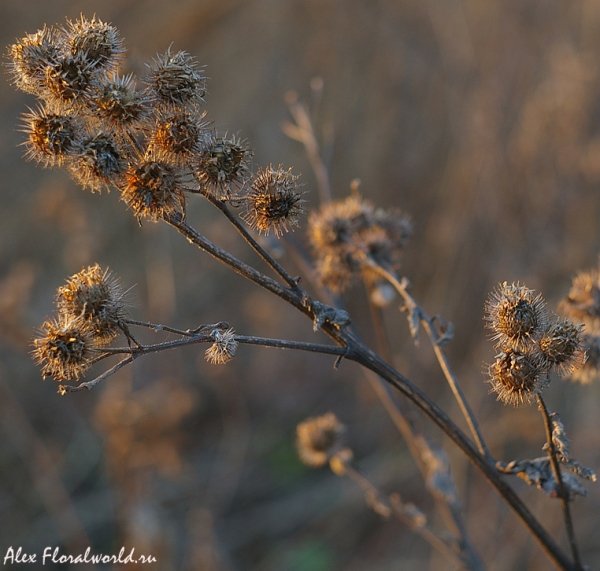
left=163, top=212, right=313, bottom=316
left=102, top=334, right=349, bottom=359
left=537, top=394, right=583, bottom=570
left=362, top=258, right=492, bottom=460
left=235, top=335, right=351, bottom=357
left=60, top=356, right=135, bottom=393
left=335, top=457, right=466, bottom=568
left=283, top=90, right=332, bottom=203
left=200, top=192, right=303, bottom=291
left=364, top=286, right=485, bottom=571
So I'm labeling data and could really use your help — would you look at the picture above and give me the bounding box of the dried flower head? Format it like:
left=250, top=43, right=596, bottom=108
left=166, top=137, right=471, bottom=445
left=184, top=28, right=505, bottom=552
left=43, top=52, right=97, bottom=108
left=558, top=266, right=600, bottom=324
left=241, top=165, right=306, bottom=236
left=204, top=327, right=238, bottom=364
left=120, top=159, right=186, bottom=223
left=539, top=318, right=584, bottom=374
left=296, top=412, right=346, bottom=468
left=193, top=133, right=253, bottom=198
left=90, top=73, right=150, bottom=134
left=56, top=264, right=128, bottom=343
left=20, top=105, right=81, bottom=168
left=32, top=315, right=97, bottom=381
left=485, top=282, right=549, bottom=350
left=68, top=131, right=125, bottom=191
left=144, top=47, right=205, bottom=110
left=61, top=15, right=124, bottom=72
left=148, top=110, right=208, bottom=166
left=308, top=194, right=412, bottom=292
left=6, top=26, right=60, bottom=94
left=487, top=348, right=548, bottom=407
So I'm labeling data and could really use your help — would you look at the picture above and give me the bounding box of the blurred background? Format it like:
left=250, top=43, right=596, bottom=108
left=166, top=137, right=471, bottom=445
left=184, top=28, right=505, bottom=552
left=1, top=1, right=600, bottom=569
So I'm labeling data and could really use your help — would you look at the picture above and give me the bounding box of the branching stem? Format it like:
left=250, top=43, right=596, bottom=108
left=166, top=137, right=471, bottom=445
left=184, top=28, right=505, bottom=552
left=537, top=394, right=583, bottom=570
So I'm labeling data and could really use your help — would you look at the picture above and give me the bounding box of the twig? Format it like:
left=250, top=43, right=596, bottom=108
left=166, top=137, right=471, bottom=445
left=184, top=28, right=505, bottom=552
left=361, top=258, right=491, bottom=460
left=199, top=192, right=303, bottom=291
left=335, top=456, right=466, bottom=568
left=537, top=394, right=583, bottom=570
left=364, top=287, right=485, bottom=570
left=282, top=90, right=332, bottom=203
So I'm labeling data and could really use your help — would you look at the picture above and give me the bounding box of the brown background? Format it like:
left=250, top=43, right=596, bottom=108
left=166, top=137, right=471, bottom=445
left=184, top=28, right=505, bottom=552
left=1, top=1, right=599, bottom=569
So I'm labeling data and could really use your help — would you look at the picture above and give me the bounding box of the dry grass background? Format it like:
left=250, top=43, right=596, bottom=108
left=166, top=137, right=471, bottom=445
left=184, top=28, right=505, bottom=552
left=1, top=1, right=600, bottom=569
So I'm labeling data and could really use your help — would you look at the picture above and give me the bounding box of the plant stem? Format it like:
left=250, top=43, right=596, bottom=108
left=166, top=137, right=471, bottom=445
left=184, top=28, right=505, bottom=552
left=336, top=457, right=466, bottom=568
left=201, top=193, right=303, bottom=291
left=165, top=212, right=577, bottom=571
left=363, top=259, right=491, bottom=460
left=335, top=327, right=576, bottom=570
left=537, top=394, right=583, bottom=570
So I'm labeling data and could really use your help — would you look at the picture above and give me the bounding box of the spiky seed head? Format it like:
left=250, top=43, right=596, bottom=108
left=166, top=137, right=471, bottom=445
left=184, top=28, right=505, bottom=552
left=61, top=15, right=124, bottom=72
left=148, top=110, right=208, bottom=166
left=68, top=131, right=125, bottom=192
left=485, top=282, right=549, bottom=350
left=539, top=318, right=584, bottom=374
left=43, top=52, right=97, bottom=108
left=56, top=264, right=127, bottom=343
left=144, top=47, right=206, bottom=110
left=120, top=159, right=185, bottom=223
left=194, top=133, right=253, bottom=199
left=90, top=73, right=150, bottom=134
left=241, top=165, right=306, bottom=237
left=20, top=106, right=80, bottom=168
left=296, top=412, right=346, bottom=468
left=487, top=348, right=548, bottom=407
left=204, top=327, right=238, bottom=364
left=32, top=315, right=97, bottom=381
left=6, top=26, right=60, bottom=94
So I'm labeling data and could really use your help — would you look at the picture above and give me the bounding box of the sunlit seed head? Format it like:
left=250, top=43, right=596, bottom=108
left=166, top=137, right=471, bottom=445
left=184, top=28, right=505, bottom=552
left=487, top=348, right=548, bottom=407
left=56, top=263, right=128, bottom=343
left=68, top=131, right=125, bottom=192
left=61, top=15, right=124, bottom=72
left=90, top=73, right=150, bottom=133
left=32, top=315, right=97, bottom=381
left=144, top=47, right=206, bottom=110
left=204, top=327, right=238, bottom=364
left=193, top=133, right=253, bottom=199
left=120, top=159, right=185, bottom=223
left=241, top=165, right=306, bottom=237
left=485, top=282, right=549, bottom=350
left=20, top=105, right=81, bottom=168
left=296, top=412, right=346, bottom=468
left=43, top=52, right=97, bottom=108
left=148, top=110, right=209, bottom=166
left=539, top=318, right=584, bottom=374
left=6, top=26, right=60, bottom=94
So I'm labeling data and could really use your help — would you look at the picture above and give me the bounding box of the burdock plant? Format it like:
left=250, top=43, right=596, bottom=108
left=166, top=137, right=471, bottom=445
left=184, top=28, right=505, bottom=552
left=7, top=16, right=597, bottom=571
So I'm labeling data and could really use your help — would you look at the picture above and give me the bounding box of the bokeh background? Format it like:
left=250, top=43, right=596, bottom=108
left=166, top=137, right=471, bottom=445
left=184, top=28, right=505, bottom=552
left=1, top=1, right=600, bottom=569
